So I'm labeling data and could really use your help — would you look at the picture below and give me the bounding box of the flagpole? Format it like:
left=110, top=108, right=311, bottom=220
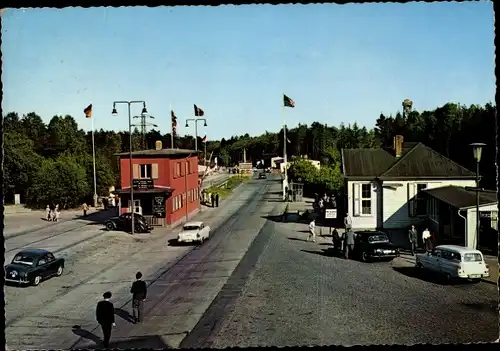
left=204, top=137, right=207, bottom=168
left=91, top=114, right=98, bottom=208
left=282, top=99, right=287, bottom=201
left=170, top=103, right=174, bottom=149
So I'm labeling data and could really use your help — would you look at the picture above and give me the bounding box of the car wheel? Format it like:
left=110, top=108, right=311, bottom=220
left=361, top=252, right=369, bottom=262
left=106, top=222, right=115, bottom=231
left=199, top=237, right=204, bottom=245
left=416, top=262, right=423, bottom=269
left=134, top=225, right=142, bottom=233
left=445, top=273, right=452, bottom=283
left=56, top=266, right=63, bottom=276
left=33, top=275, right=41, bottom=286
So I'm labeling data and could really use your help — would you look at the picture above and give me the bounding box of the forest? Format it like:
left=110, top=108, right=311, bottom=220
left=3, top=101, right=496, bottom=209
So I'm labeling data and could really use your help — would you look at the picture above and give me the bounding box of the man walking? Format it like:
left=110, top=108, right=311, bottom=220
left=422, top=228, right=432, bottom=252
left=344, top=213, right=352, bottom=232
left=96, top=291, right=115, bottom=348
left=130, top=272, right=147, bottom=323
left=343, top=229, right=355, bottom=259
left=308, top=219, right=316, bottom=243
left=215, top=193, right=219, bottom=207
left=408, top=225, right=418, bottom=255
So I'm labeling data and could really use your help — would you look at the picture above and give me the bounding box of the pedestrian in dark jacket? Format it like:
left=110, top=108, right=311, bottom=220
left=130, top=272, right=147, bottom=323
left=96, top=291, right=115, bottom=348
left=408, top=225, right=418, bottom=256
left=215, top=193, right=219, bottom=207
left=343, top=230, right=356, bottom=259
left=210, top=193, right=215, bottom=207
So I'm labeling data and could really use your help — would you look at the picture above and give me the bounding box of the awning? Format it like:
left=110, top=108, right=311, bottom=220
left=115, top=187, right=173, bottom=195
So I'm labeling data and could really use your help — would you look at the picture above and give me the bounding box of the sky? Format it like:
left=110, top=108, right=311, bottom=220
left=2, top=3, right=495, bottom=141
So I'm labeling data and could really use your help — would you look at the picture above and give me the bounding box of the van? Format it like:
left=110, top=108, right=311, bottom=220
left=415, top=245, right=490, bottom=282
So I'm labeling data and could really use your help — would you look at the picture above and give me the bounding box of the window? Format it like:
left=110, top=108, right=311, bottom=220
left=175, top=163, right=181, bottom=178
left=442, top=250, right=461, bottom=261
left=492, top=211, right=498, bottom=231
left=140, top=164, right=152, bottom=178
left=415, top=184, right=427, bottom=216
left=361, top=184, right=372, bottom=215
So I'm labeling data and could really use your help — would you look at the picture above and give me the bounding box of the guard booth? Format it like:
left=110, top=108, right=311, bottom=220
left=287, top=182, right=304, bottom=202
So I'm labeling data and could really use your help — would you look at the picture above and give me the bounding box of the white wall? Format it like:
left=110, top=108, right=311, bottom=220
left=466, top=204, right=498, bottom=249
left=347, top=180, right=378, bottom=229
left=382, top=179, right=476, bottom=229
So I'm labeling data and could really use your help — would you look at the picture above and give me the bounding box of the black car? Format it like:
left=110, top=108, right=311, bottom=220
left=259, top=172, right=267, bottom=179
left=105, top=212, right=153, bottom=233
left=5, top=249, right=65, bottom=286
left=353, top=231, right=400, bottom=262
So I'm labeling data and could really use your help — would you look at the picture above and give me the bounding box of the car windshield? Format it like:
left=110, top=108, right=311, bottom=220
left=183, top=225, right=200, bottom=231
left=463, top=253, right=483, bottom=262
left=12, top=254, right=35, bottom=265
left=368, top=234, right=389, bottom=243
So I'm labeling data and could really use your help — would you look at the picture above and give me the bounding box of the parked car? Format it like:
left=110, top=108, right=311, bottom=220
left=353, top=231, right=400, bottom=262
left=415, top=245, right=490, bottom=283
left=259, top=172, right=267, bottom=179
left=105, top=212, right=153, bottom=233
left=5, top=249, right=65, bottom=286
left=177, top=221, right=211, bottom=244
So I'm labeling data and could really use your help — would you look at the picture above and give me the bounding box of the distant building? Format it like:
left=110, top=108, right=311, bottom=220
left=115, top=141, right=200, bottom=228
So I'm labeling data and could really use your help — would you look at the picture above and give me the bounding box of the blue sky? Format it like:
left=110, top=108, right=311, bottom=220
left=2, top=3, right=495, bottom=140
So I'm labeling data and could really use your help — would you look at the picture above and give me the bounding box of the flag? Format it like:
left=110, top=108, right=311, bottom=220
left=171, top=110, right=177, bottom=126
left=84, top=104, right=92, bottom=118
left=283, top=94, right=295, bottom=108
left=202, top=135, right=207, bottom=143
left=194, top=104, right=204, bottom=117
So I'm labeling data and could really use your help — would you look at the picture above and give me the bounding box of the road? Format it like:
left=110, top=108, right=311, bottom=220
left=5, top=172, right=278, bottom=350
left=182, top=211, right=499, bottom=347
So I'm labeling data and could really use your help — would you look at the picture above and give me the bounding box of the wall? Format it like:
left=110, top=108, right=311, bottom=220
left=167, top=156, right=200, bottom=225
left=119, top=157, right=170, bottom=189
left=382, top=179, right=476, bottom=229
left=466, top=204, right=498, bottom=249
left=346, top=180, right=378, bottom=229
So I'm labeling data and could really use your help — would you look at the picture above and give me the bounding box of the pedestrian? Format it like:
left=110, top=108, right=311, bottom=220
left=130, top=272, right=147, bottom=324
left=332, top=228, right=340, bottom=252
left=82, top=203, right=88, bottom=217
left=422, top=228, right=432, bottom=252
left=215, top=193, right=219, bottom=207
left=54, top=205, right=60, bottom=222
left=210, top=193, right=215, bottom=207
left=408, top=225, right=418, bottom=256
left=307, top=219, right=316, bottom=243
left=96, top=291, right=115, bottom=348
left=344, top=213, right=352, bottom=232
left=343, top=229, right=356, bottom=259
left=46, top=205, right=51, bottom=221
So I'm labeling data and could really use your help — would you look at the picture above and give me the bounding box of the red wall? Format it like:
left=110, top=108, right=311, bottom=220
left=119, top=157, right=170, bottom=189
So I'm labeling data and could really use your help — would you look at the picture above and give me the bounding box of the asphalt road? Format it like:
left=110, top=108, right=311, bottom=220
left=5, top=173, right=279, bottom=350
left=182, top=207, right=499, bottom=347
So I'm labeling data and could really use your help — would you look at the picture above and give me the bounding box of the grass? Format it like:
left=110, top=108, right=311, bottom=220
left=205, top=174, right=248, bottom=199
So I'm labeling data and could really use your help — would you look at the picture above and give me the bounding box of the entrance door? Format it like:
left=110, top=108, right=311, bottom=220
left=128, top=200, right=142, bottom=215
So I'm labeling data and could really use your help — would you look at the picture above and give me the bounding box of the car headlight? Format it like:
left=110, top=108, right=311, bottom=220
left=375, top=249, right=383, bottom=253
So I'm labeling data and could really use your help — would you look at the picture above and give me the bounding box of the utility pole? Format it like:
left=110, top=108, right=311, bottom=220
left=133, top=114, right=157, bottom=150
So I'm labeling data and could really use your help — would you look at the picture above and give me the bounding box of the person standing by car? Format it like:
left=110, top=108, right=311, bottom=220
left=130, top=272, right=147, bottom=323
left=96, top=291, right=115, bottom=348
left=46, top=205, right=51, bottom=221
left=343, top=229, right=355, bottom=259
left=344, top=213, right=352, bottom=232
left=422, top=228, right=432, bottom=252
left=308, top=219, right=316, bottom=242
left=332, top=228, right=340, bottom=252
left=408, top=225, right=418, bottom=255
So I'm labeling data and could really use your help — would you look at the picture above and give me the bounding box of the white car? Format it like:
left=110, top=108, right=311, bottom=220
left=415, top=245, right=490, bottom=282
left=177, top=221, right=211, bottom=244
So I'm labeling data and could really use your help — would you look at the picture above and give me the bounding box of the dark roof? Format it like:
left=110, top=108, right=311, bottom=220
left=342, top=142, right=476, bottom=180
left=379, top=143, right=476, bottom=180
left=341, top=149, right=395, bottom=178
left=424, top=185, right=498, bottom=209
left=115, top=148, right=199, bottom=157
left=18, top=248, right=50, bottom=256
left=115, top=187, right=173, bottom=194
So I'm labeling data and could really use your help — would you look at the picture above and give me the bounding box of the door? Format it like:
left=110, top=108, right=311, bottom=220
left=36, top=255, right=49, bottom=278
left=438, top=250, right=459, bottom=277
left=45, top=253, right=57, bottom=275
left=128, top=200, right=142, bottom=215
left=462, top=252, right=487, bottom=276
left=426, top=250, right=441, bottom=272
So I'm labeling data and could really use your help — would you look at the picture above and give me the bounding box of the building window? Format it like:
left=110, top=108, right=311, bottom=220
left=140, top=164, right=152, bottom=178
left=415, top=183, right=427, bottom=216
left=361, top=184, right=371, bottom=215
left=175, top=163, right=181, bottom=178
left=492, top=211, right=498, bottom=231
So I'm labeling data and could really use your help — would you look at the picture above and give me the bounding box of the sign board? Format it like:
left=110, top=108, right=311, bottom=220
left=132, top=179, right=154, bottom=190
left=152, top=195, right=166, bottom=218
left=325, top=209, right=337, bottom=219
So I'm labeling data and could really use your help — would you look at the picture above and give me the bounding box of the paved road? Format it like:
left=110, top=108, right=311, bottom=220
left=181, top=213, right=499, bottom=347
left=5, top=173, right=279, bottom=350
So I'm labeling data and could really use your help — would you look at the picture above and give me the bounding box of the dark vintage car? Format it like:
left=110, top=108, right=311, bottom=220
left=5, top=249, right=65, bottom=286
left=105, top=212, right=153, bottom=233
left=259, top=172, right=267, bottom=179
left=353, top=231, right=400, bottom=262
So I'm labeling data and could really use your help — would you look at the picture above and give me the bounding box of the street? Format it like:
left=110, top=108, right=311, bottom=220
left=5, top=174, right=498, bottom=349
left=4, top=173, right=277, bottom=350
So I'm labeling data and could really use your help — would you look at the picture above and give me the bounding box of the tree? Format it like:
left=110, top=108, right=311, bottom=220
left=28, top=154, right=90, bottom=208
left=288, top=159, right=319, bottom=184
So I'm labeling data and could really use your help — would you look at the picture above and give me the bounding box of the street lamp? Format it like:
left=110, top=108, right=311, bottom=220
left=185, top=117, right=207, bottom=152
left=470, top=142, right=486, bottom=250
left=112, top=100, right=148, bottom=236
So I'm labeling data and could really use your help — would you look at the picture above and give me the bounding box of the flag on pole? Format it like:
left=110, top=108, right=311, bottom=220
left=194, top=104, right=204, bottom=116
left=201, top=135, right=207, bottom=143
left=171, top=110, right=177, bottom=136
left=84, top=104, right=93, bottom=118
left=283, top=94, right=295, bottom=108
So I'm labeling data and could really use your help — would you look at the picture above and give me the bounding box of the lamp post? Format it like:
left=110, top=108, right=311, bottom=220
left=184, top=154, right=192, bottom=223
left=112, top=100, right=148, bottom=235
left=470, top=142, right=486, bottom=250
left=185, top=117, right=207, bottom=152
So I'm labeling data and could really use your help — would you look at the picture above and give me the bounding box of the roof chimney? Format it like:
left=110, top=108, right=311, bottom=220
left=393, top=135, right=404, bottom=158
left=155, top=140, right=162, bottom=150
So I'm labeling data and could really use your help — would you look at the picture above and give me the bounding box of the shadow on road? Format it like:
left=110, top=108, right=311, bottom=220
left=461, top=301, right=498, bottom=314
left=71, top=326, right=101, bottom=346
left=301, top=249, right=332, bottom=257
left=74, top=209, right=117, bottom=225
left=287, top=236, right=306, bottom=242
left=115, top=308, right=135, bottom=323
left=71, top=330, right=172, bottom=350
left=392, top=266, right=477, bottom=286
left=167, top=238, right=195, bottom=247
left=262, top=214, right=284, bottom=223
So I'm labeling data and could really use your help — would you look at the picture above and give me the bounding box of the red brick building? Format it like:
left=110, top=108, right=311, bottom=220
left=115, top=143, right=200, bottom=227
